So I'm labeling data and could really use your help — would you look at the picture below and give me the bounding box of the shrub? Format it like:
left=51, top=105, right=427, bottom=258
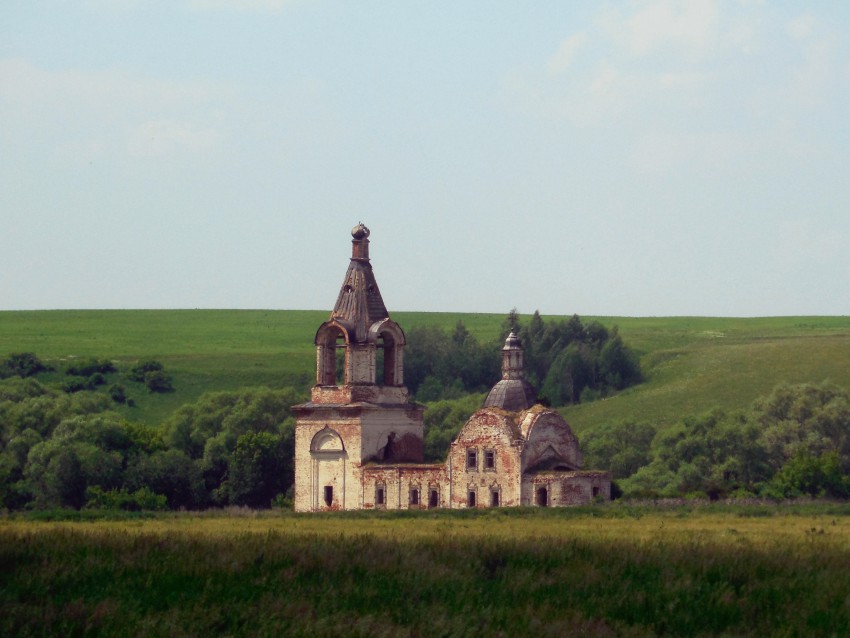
left=62, top=379, right=88, bottom=394
left=109, top=384, right=127, bottom=404
left=144, top=370, right=174, bottom=393
left=1, top=352, right=51, bottom=379
left=128, top=359, right=164, bottom=382
left=65, top=358, right=116, bottom=377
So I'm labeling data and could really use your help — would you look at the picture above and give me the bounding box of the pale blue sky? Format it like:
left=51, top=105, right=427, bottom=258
left=2, top=1, right=848, bottom=316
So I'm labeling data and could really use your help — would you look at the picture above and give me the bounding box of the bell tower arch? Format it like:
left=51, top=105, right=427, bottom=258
left=293, top=223, right=424, bottom=511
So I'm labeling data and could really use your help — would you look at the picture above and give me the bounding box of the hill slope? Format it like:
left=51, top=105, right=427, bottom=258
left=2, top=311, right=849, bottom=431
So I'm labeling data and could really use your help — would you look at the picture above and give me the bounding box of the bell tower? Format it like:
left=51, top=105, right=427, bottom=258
left=293, top=223, right=425, bottom=511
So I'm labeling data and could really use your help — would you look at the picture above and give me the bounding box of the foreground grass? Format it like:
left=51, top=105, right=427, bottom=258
left=3, top=505, right=850, bottom=637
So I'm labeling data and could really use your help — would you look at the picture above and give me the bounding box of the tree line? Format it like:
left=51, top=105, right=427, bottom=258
left=404, top=310, right=642, bottom=406
left=1, top=354, right=296, bottom=511
left=582, top=381, right=850, bottom=499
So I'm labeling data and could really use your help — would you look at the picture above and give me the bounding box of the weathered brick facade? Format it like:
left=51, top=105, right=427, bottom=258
left=293, top=224, right=611, bottom=512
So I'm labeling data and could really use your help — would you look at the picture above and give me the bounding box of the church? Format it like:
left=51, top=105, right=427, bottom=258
left=293, top=224, right=611, bottom=511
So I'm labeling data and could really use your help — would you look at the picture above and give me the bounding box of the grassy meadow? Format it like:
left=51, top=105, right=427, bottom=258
left=3, top=504, right=850, bottom=636
left=2, top=310, right=849, bottom=432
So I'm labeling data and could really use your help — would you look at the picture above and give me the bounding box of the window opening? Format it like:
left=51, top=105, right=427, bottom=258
left=377, top=330, right=398, bottom=386
left=466, top=449, right=477, bottom=471
left=375, top=336, right=386, bottom=385
left=490, top=490, right=500, bottom=507
left=376, top=485, right=385, bottom=507
left=468, top=490, right=476, bottom=507
left=324, top=486, right=333, bottom=507
left=429, top=489, right=439, bottom=508
left=334, top=335, right=346, bottom=385
left=592, top=486, right=600, bottom=498
left=536, top=486, right=548, bottom=507
left=484, top=450, right=495, bottom=470
left=410, top=488, right=419, bottom=506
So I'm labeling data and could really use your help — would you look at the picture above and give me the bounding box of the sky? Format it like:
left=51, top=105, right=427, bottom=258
left=1, top=1, right=849, bottom=317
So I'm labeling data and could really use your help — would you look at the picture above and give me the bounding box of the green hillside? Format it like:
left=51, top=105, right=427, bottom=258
left=1, top=310, right=849, bottom=432
left=562, top=316, right=850, bottom=435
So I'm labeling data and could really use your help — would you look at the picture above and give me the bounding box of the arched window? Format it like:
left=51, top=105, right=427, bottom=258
left=536, top=486, right=548, bottom=507
left=315, top=323, right=349, bottom=386
left=369, top=320, right=405, bottom=387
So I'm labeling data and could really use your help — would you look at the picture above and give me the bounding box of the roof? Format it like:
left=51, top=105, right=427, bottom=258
left=483, top=379, right=537, bottom=412
left=329, top=223, right=390, bottom=344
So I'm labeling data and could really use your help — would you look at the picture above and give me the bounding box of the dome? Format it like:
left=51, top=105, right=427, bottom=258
left=351, top=222, right=370, bottom=239
left=503, top=331, right=522, bottom=349
left=483, top=378, right=537, bottom=412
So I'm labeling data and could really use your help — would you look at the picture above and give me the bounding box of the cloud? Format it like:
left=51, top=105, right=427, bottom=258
left=0, top=58, right=230, bottom=163
left=547, top=33, right=587, bottom=76
left=599, top=0, right=720, bottom=59
left=503, top=1, right=848, bottom=176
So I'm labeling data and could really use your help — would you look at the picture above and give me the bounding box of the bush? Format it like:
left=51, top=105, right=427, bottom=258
left=109, top=384, right=127, bottom=404
left=65, top=358, right=116, bottom=377
left=144, top=370, right=174, bottom=393
left=62, top=378, right=88, bottom=394
left=128, top=359, right=164, bottom=382
left=1, top=353, right=51, bottom=379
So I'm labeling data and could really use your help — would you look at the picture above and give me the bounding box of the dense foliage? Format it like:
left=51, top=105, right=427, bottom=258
left=405, top=311, right=642, bottom=406
left=404, top=322, right=500, bottom=401
left=0, top=375, right=296, bottom=511
left=583, top=381, right=850, bottom=500
left=511, top=310, right=642, bottom=405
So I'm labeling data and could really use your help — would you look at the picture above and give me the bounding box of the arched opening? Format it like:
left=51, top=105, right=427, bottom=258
left=379, top=331, right=397, bottom=385
left=316, top=324, right=349, bottom=387
left=428, top=488, right=439, bottom=508
left=490, top=489, right=500, bottom=507
left=410, top=487, right=420, bottom=507
left=536, top=486, right=548, bottom=507
left=334, top=334, right=346, bottom=385
left=375, top=334, right=386, bottom=385
left=369, top=320, right=405, bottom=387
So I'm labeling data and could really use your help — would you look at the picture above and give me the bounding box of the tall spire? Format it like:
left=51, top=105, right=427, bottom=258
left=330, top=223, right=389, bottom=343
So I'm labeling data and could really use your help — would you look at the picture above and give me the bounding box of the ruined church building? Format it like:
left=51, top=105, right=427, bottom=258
left=293, top=224, right=611, bottom=511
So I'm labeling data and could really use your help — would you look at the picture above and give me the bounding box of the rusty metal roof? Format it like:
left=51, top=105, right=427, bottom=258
left=329, top=223, right=389, bottom=344
left=483, top=378, right=537, bottom=412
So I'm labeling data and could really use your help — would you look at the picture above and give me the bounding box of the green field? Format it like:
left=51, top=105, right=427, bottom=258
left=3, top=505, right=850, bottom=636
left=1, top=310, right=850, bottom=432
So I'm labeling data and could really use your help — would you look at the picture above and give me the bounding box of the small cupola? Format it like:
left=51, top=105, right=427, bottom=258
left=483, top=331, right=537, bottom=411
left=501, top=331, right=524, bottom=380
